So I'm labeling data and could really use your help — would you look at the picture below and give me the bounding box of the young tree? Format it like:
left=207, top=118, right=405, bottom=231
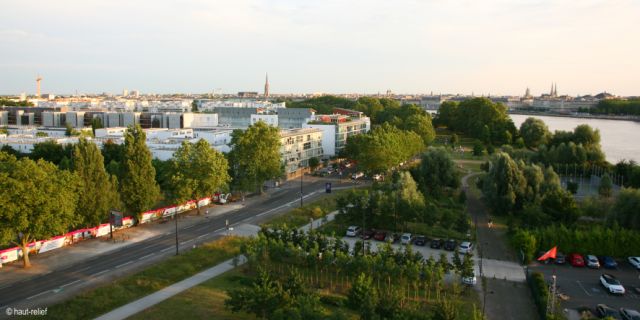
left=308, top=157, right=320, bottom=172
left=225, top=270, right=288, bottom=319
left=228, top=121, right=282, bottom=193
left=0, top=154, right=79, bottom=267
left=91, top=117, right=104, bottom=135
left=450, top=133, right=459, bottom=146
left=348, top=273, right=378, bottom=320
left=119, top=125, right=160, bottom=217
left=72, top=138, right=121, bottom=227
left=170, top=139, right=230, bottom=214
left=599, top=174, right=613, bottom=198
left=472, top=141, right=484, bottom=156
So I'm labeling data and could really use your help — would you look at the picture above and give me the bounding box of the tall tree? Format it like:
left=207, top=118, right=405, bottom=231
left=598, top=174, right=613, bottom=198
left=119, top=125, right=160, bottom=218
left=170, top=139, right=230, bottom=214
left=482, top=153, right=527, bottom=215
left=519, top=117, right=550, bottom=149
left=0, top=153, right=79, bottom=267
left=228, top=121, right=282, bottom=193
left=415, top=147, right=460, bottom=196
left=72, top=139, right=121, bottom=227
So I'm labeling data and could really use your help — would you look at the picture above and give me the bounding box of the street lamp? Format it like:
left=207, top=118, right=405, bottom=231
left=175, top=212, right=179, bottom=255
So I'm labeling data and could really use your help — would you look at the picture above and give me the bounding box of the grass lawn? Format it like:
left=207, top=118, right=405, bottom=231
left=45, top=236, right=246, bottom=320
left=261, top=189, right=349, bottom=228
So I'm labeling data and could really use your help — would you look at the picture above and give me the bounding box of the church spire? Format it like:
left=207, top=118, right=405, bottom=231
left=264, top=73, right=270, bottom=99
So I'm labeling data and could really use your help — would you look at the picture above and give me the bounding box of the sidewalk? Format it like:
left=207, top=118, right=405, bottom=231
left=94, top=211, right=339, bottom=320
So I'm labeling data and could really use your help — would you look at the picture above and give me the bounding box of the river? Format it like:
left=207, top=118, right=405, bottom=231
left=509, top=114, right=640, bottom=164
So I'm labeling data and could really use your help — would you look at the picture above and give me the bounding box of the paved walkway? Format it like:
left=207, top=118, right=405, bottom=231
left=94, top=212, right=339, bottom=320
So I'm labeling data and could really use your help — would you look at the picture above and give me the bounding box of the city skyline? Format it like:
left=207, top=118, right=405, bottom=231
left=1, top=0, right=639, bottom=96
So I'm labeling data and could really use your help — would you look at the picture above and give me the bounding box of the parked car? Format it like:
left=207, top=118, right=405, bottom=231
left=628, top=256, right=640, bottom=270
left=568, top=253, right=585, bottom=267
left=401, top=233, right=413, bottom=245
left=430, top=239, right=444, bottom=249
left=362, top=229, right=375, bottom=240
left=462, top=274, right=477, bottom=286
left=346, top=226, right=361, bottom=237
left=351, top=172, right=364, bottom=180
left=597, top=304, right=620, bottom=318
left=599, top=256, right=618, bottom=269
left=458, top=242, right=473, bottom=254
left=344, top=162, right=353, bottom=168
left=444, top=239, right=457, bottom=251
left=620, top=308, right=640, bottom=320
left=374, top=231, right=387, bottom=241
left=600, top=273, right=626, bottom=294
left=414, top=235, right=427, bottom=246
left=385, top=233, right=400, bottom=243
left=555, top=252, right=566, bottom=265
left=372, top=173, right=383, bottom=181
left=586, top=255, right=600, bottom=268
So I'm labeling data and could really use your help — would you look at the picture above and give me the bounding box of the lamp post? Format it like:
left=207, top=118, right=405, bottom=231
left=175, top=212, right=179, bottom=255
left=300, top=163, right=304, bottom=207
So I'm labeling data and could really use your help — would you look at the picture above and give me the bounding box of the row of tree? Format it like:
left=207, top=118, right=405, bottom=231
left=588, top=98, right=640, bottom=116
left=229, top=227, right=480, bottom=320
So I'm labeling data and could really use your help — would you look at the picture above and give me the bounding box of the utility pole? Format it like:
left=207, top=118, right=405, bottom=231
left=175, top=213, right=179, bottom=255
left=546, top=274, right=557, bottom=316
left=300, top=166, right=304, bottom=207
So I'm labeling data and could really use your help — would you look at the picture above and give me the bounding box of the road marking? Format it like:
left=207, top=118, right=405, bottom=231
left=0, top=284, right=12, bottom=290
left=138, top=253, right=155, bottom=260
left=61, top=279, right=82, bottom=288
left=214, top=228, right=224, bottom=233
left=27, top=290, right=50, bottom=300
left=576, top=281, right=592, bottom=296
left=181, top=239, right=194, bottom=245
left=93, top=269, right=110, bottom=277
left=164, top=232, right=172, bottom=236
left=161, top=247, right=172, bottom=253
left=197, top=235, right=206, bottom=239
left=183, top=224, right=195, bottom=230
left=115, top=261, right=133, bottom=269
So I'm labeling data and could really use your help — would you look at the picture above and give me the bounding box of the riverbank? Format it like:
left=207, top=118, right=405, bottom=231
left=509, top=110, right=640, bottom=122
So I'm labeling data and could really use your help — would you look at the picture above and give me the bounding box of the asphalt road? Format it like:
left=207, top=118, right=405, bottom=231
left=530, top=260, right=640, bottom=313
left=0, top=176, right=357, bottom=312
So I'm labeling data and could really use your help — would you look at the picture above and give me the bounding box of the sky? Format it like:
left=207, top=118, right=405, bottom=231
left=1, top=0, right=639, bottom=96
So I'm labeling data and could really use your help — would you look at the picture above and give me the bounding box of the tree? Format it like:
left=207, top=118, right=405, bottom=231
left=415, top=148, right=460, bottom=196
left=308, top=157, right=320, bottom=171
left=472, top=141, right=484, bottom=156
left=482, top=153, right=527, bottom=215
left=519, top=117, right=550, bottom=149
left=541, top=189, right=580, bottom=225
left=170, top=139, right=230, bottom=214
left=511, top=229, right=537, bottom=263
left=119, top=125, right=160, bottom=217
left=613, top=188, right=640, bottom=230
left=393, top=171, right=426, bottom=230
left=1, top=145, right=20, bottom=157
left=228, top=121, right=283, bottom=193
left=403, top=114, right=436, bottom=145
left=91, top=117, right=104, bottom=135
left=191, top=100, right=198, bottom=112
left=225, top=270, right=289, bottom=319
left=450, top=133, right=459, bottom=146
left=101, top=139, right=124, bottom=176
left=348, top=273, right=378, bottom=320
left=72, top=139, right=121, bottom=227
left=31, top=140, right=73, bottom=165
left=599, top=174, right=613, bottom=198
left=65, top=122, right=80, bottom=137
left=461, top=252, right=475, bottom=279
left=0, top=154, right=79, bottom=267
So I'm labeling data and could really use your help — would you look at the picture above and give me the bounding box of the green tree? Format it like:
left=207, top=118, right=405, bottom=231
left=1, top=145, right=19, bottom=157
left=119, top=125, right=160, bottom=217
left=308, top=157, right=320, bottom=171
left=91, top=117, right=104, bottom=135
left=472, top=141, right=484, bottom=156
left=415, top=147, right=460, bottom=196
left=461, top=252, right=475, bottom=279
left=613, top=188, right=640, bottom=229
left=519, top=117, right=550, bottom=149
left=482, top=153, right=527, bottom=215
left=541, top=189, right=580, bottom=225
left=170, top=139, right=230, bottom=214
left=228, top=121, right=283, bottom=193
left=403, top=113, right=436, bottom=145
left=0, top=154, right=79, bottom=268
left=348, top=273, right=378, bottom=320
left=225, top=270, right=289, bottom=319
left=72, top=139, right=121, bottom=227
left=598, top=174, right=613, bottom=198
left=511, top=229, right=537, bottom=263
left=450, top=133, right=459, bottom=145
left=30, top=140, right=71, bottom=165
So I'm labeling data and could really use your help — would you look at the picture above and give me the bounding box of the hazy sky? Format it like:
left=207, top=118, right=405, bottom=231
left=1, top=0, right=639, bottom=96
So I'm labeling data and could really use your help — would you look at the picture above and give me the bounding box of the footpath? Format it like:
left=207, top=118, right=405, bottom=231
left=462, top=172, right=539, bottom=320
left=94, top=212, right=340, bottom=320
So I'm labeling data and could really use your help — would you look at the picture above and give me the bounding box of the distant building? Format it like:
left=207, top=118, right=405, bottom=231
left=238, top=92, right=259, bottom=99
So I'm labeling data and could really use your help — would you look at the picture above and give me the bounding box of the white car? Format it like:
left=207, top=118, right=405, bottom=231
left=628, top=257, right=640, bottom=270
left=346, top=226, right=361, bottom=237
left=459, top=242, right=473, bottom=254
left=372, top=174, right=383, bottom=181
left=462, top=274, right=477, bottom=286
left=600, top=273, right=625, bottom=294
left=586, top=255, right=600, bottom=268
left=401, top=233, right=412, bottom=245
left=351, top=172, right=364, bottom=180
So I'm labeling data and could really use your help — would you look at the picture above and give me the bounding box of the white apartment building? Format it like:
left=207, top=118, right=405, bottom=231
left=303, top=115, right=371, bottom=157
left=280, top=128, right=324, bottom=178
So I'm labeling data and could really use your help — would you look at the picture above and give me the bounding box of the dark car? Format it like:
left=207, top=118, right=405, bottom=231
left=555, top=252, right=566, bottom=264
left=596, top=304, right=620, bottom=319
left=430, top=239, right=444, bottom=249
left=599, top=256, right=618, bottom=269
left=373, top=231, right=387, bottom=241
left=362, top=229, right=375, bottom=240
left=621, top=308, right=640, bottom=320
left=414, top=235, right=427, bottom=246
left=444, top=239, right=457, bottom=251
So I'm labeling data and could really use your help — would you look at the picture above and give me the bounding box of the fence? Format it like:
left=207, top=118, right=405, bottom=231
left=0, top=196, right=213, bottom=265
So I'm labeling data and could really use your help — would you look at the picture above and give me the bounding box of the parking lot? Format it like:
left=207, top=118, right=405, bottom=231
left=530, top=260, right=640, bottom=313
